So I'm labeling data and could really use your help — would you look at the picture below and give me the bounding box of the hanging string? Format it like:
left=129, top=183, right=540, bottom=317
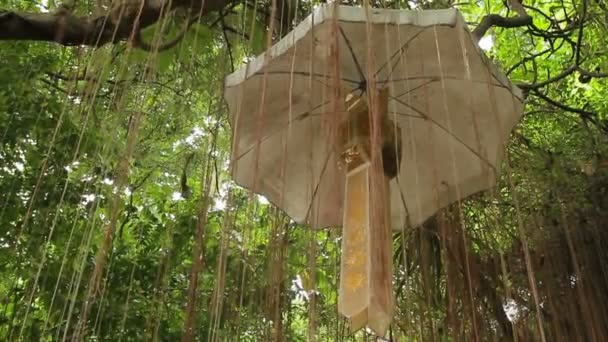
left=431, top=25, right=481, bottom=341
left=71, top=0, right=205, bottom=334
left=208, top=190, right=236, bottom=342
left=181, top=114, right=218, bottom=342
left=306, top=228, right=318, bottom=342
left=233, top=199, right=259, bottom=339
left=144, top=215, right=177, bottom=341
left=502, top=80, right=548, bottom=342
left=61, top=186, right=105, bottom=342
left=8, top=50, right=89, bottom=338
left=267, top=210, right=289, bottom=342
left=41, top=144, right=105, bottom=336
left=17, top=36, right=127, bottom=339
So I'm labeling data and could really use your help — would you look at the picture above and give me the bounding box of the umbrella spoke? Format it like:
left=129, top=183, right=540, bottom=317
left=490, top=72, right=523, bottom=99
left=251, top=70, right=360, bottom=85
left=304, top=150, right=334, bottom=222
left=391, top=79, right=439, bottom=99
left=389, top=96, right=496, bottom=172
left=379, top=75, right=515, bottom=92
left=426, top=115, right=497, bottom=174
left=339, top=27, right=366, bottom=84
left=375, top=28, right=428, bottom=82
left=389, top=96, right=428, bottom=119
left=390, top=112, right=426, bottom=119
left=232, top=101, right=333, bottom=162
left=378, top=75, right=439, bottom=84
left=393, top=176, right=413, bottom=231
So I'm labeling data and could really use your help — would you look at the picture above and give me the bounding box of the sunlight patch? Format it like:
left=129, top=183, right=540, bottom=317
left=291, top=275, right=309, bottom=300
left=478, top=35, right=494, bottom=51
left=257, top=195, right=269, bottom=205
left=503, top=299, right=519, bottom=322
left=14, top=162, right=24, bottom=172
left=81, top=194, right=96, bottom=205
left=172, top=191, right=184, bottom=201
left=213, top=198, right=226, bottom=210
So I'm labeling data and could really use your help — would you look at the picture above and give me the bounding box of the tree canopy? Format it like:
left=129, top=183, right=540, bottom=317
left=0, top=0, right=607, bottom=340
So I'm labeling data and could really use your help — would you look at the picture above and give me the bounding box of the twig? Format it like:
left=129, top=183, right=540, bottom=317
left=219, top=12, right=235, bottom=72
left=506, top=48, right=553, bottom=76
left=517, top=66, right=576, bottom=90
left=574, top=0, right=587, bottom=66
left=137, top=13, right=202, bottom=52
left=577, top=66, right=608, bottom=78
left=40, top=78, right=68, bottom=93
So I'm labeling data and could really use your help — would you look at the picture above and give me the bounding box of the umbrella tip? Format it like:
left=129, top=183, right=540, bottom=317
left=358, top=80, right=367, bottom=92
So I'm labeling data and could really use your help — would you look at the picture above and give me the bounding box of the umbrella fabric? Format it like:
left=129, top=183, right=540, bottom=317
left=224, top=4, right=524, bottom=230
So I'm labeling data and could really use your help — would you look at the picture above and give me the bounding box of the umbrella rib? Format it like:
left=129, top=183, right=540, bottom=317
left=490, top=72, right=523, bottom=100
left=389, top=96, right=428, bottom=119
left=375, top=28, right=427, bottom=81
left=394, top=176, right=413, bottom=230
left=304, top=149, right=333, bottom=224
left=388, top=97, right=496, bottom=173
left=427, top=116, right=497, bottom=174
left=391, top=79, right=438, bottom=99
left=392, top=112, right=426, bottom=119
left=379, top=75, right=513, bottom=91
left=251, top=71, right=360, bottom=84
left=231, top=101, right=332, bottom=163
left=374, top=25, right=521, bottom=100
left=377, top=75, right=440, bottom=84
left=339, top=26, right=366, bottom=83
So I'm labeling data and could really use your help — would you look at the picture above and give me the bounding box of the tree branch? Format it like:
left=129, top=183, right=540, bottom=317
left=517, top=65, right=576, bottom=90
left=0, top=0, right=234, bottom=47
left=472, top=0, right=533, bottom=41
left=530, top=89, right=594, bottom=117
left=219, top=12, right=235, bottom=72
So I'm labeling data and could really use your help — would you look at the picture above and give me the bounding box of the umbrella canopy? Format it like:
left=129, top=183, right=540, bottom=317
left=225, top=4, right=523, bottom=231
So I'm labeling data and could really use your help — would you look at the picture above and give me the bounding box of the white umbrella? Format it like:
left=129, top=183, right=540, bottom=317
left=224, top=3, right=523, bottom=336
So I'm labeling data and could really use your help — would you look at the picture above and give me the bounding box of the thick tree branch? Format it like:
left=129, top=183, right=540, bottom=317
left=0, top=10, right=110, bottom=45
left=516, top=64, right=608, bottom=91
left=472, top=0, right=533, bottom=40
left=473, top=15, right=532, bottom=41
left=531, top=90, right=608, bottom=134
left=530, top=89, right=596, bottom=118
left=0, top=0, right=234, bottom=47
